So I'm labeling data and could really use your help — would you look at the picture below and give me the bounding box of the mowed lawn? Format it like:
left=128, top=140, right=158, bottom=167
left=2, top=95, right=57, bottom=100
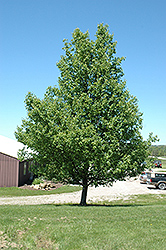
left=0, top=195, right=166, bottom=249
left=0, top=185, right=82, bottom=197
left=161, top=159, right=166, bottom=168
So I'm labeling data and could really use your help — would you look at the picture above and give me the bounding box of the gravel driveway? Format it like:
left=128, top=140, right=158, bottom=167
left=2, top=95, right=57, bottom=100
left=0, top=178, right=165, bottom=205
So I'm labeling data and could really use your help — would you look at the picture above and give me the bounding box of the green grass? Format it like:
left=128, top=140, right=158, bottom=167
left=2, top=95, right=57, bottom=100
left=96, top=193, right=166, bottom=206
left=0, top=185, right=82, bottom=197
left=0, top=194, right=166, bottom=249
left=161, top=159, right=166, bottom=169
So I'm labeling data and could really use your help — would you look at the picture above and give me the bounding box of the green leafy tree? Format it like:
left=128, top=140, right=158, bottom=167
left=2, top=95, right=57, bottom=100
left=15, top=24, right=157, bottom=205
left=17, top=147, right=30, bottom=162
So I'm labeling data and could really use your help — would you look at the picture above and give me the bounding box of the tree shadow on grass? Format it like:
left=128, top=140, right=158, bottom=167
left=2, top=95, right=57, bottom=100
left=42, top=203, right=146, bottom=208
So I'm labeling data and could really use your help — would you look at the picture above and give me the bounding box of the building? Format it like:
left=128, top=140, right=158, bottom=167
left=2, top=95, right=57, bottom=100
left=0, top=135, right=31, bottom=187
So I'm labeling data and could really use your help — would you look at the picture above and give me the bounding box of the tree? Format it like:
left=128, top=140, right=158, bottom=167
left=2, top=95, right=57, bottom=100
left=17, top=147, right=29, bottom=162
left=15, top=24, right=156, bottom=205
left=149, top=145, right=166, bottom=157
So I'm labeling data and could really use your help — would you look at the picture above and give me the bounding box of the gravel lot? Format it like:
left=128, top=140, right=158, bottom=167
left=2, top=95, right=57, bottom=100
left=0, top=178, right=165, bottom=205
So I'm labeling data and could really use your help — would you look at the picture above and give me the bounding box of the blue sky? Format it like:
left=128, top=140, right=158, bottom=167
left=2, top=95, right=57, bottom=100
left=0, top=0, right=166, bottom=145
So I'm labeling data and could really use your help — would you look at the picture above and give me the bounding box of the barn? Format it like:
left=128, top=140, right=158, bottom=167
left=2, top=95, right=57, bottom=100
left=0, top=135, right=31, bottom=187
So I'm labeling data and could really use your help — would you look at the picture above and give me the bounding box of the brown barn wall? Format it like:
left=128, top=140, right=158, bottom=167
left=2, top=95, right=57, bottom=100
left=19, top=161, right=31, bottom=186
left=0, top=152, right=19, bottom=187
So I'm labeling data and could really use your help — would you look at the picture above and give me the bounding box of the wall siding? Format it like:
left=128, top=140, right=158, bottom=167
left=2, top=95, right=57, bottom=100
left=19, top=161, right=31, bottom=186
left=0, top=153, right=19, bottom=187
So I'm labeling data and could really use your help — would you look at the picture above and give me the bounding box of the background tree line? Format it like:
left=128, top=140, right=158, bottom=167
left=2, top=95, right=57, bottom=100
left=149, top=145, right=166, bottom=157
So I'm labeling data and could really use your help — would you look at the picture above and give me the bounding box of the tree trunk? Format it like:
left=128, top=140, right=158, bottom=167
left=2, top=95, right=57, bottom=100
left=80, top=179, right=88, bottom=206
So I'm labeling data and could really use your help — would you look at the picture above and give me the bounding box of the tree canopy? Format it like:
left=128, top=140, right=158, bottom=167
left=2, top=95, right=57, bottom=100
left=15, top=24, right=156, bottom=205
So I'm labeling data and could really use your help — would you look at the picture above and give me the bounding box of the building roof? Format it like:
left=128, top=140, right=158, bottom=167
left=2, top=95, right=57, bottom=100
left=0, top=135, right=24, bottom=158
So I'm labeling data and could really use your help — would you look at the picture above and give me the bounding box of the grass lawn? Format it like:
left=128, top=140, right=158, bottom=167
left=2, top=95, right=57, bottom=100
left=161, top=159, right=166, bottom=169
left=0, top=194, right=166, bottom=249
left=0, top=185, right=82, bottom=197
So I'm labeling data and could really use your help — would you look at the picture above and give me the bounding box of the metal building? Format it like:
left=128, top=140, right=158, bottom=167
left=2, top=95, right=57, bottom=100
left=0, top=152, right=31, bottom=187
left=18, top=160, right=31, bottom=186
left=0, top=152, right=19, bottom=187
left=0, top=135, right=31, bottom=187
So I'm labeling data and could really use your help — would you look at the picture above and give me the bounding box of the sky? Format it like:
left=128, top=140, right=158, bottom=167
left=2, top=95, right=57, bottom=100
left=0, top=0, right=166, bottom=145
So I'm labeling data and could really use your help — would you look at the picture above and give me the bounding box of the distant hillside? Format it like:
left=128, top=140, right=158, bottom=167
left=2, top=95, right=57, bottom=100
left=149, top=145, right=166, bottom=157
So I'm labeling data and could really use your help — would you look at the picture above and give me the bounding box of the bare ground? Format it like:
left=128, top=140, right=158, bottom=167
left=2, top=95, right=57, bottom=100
left=0, top=178, right=165, bottom=205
